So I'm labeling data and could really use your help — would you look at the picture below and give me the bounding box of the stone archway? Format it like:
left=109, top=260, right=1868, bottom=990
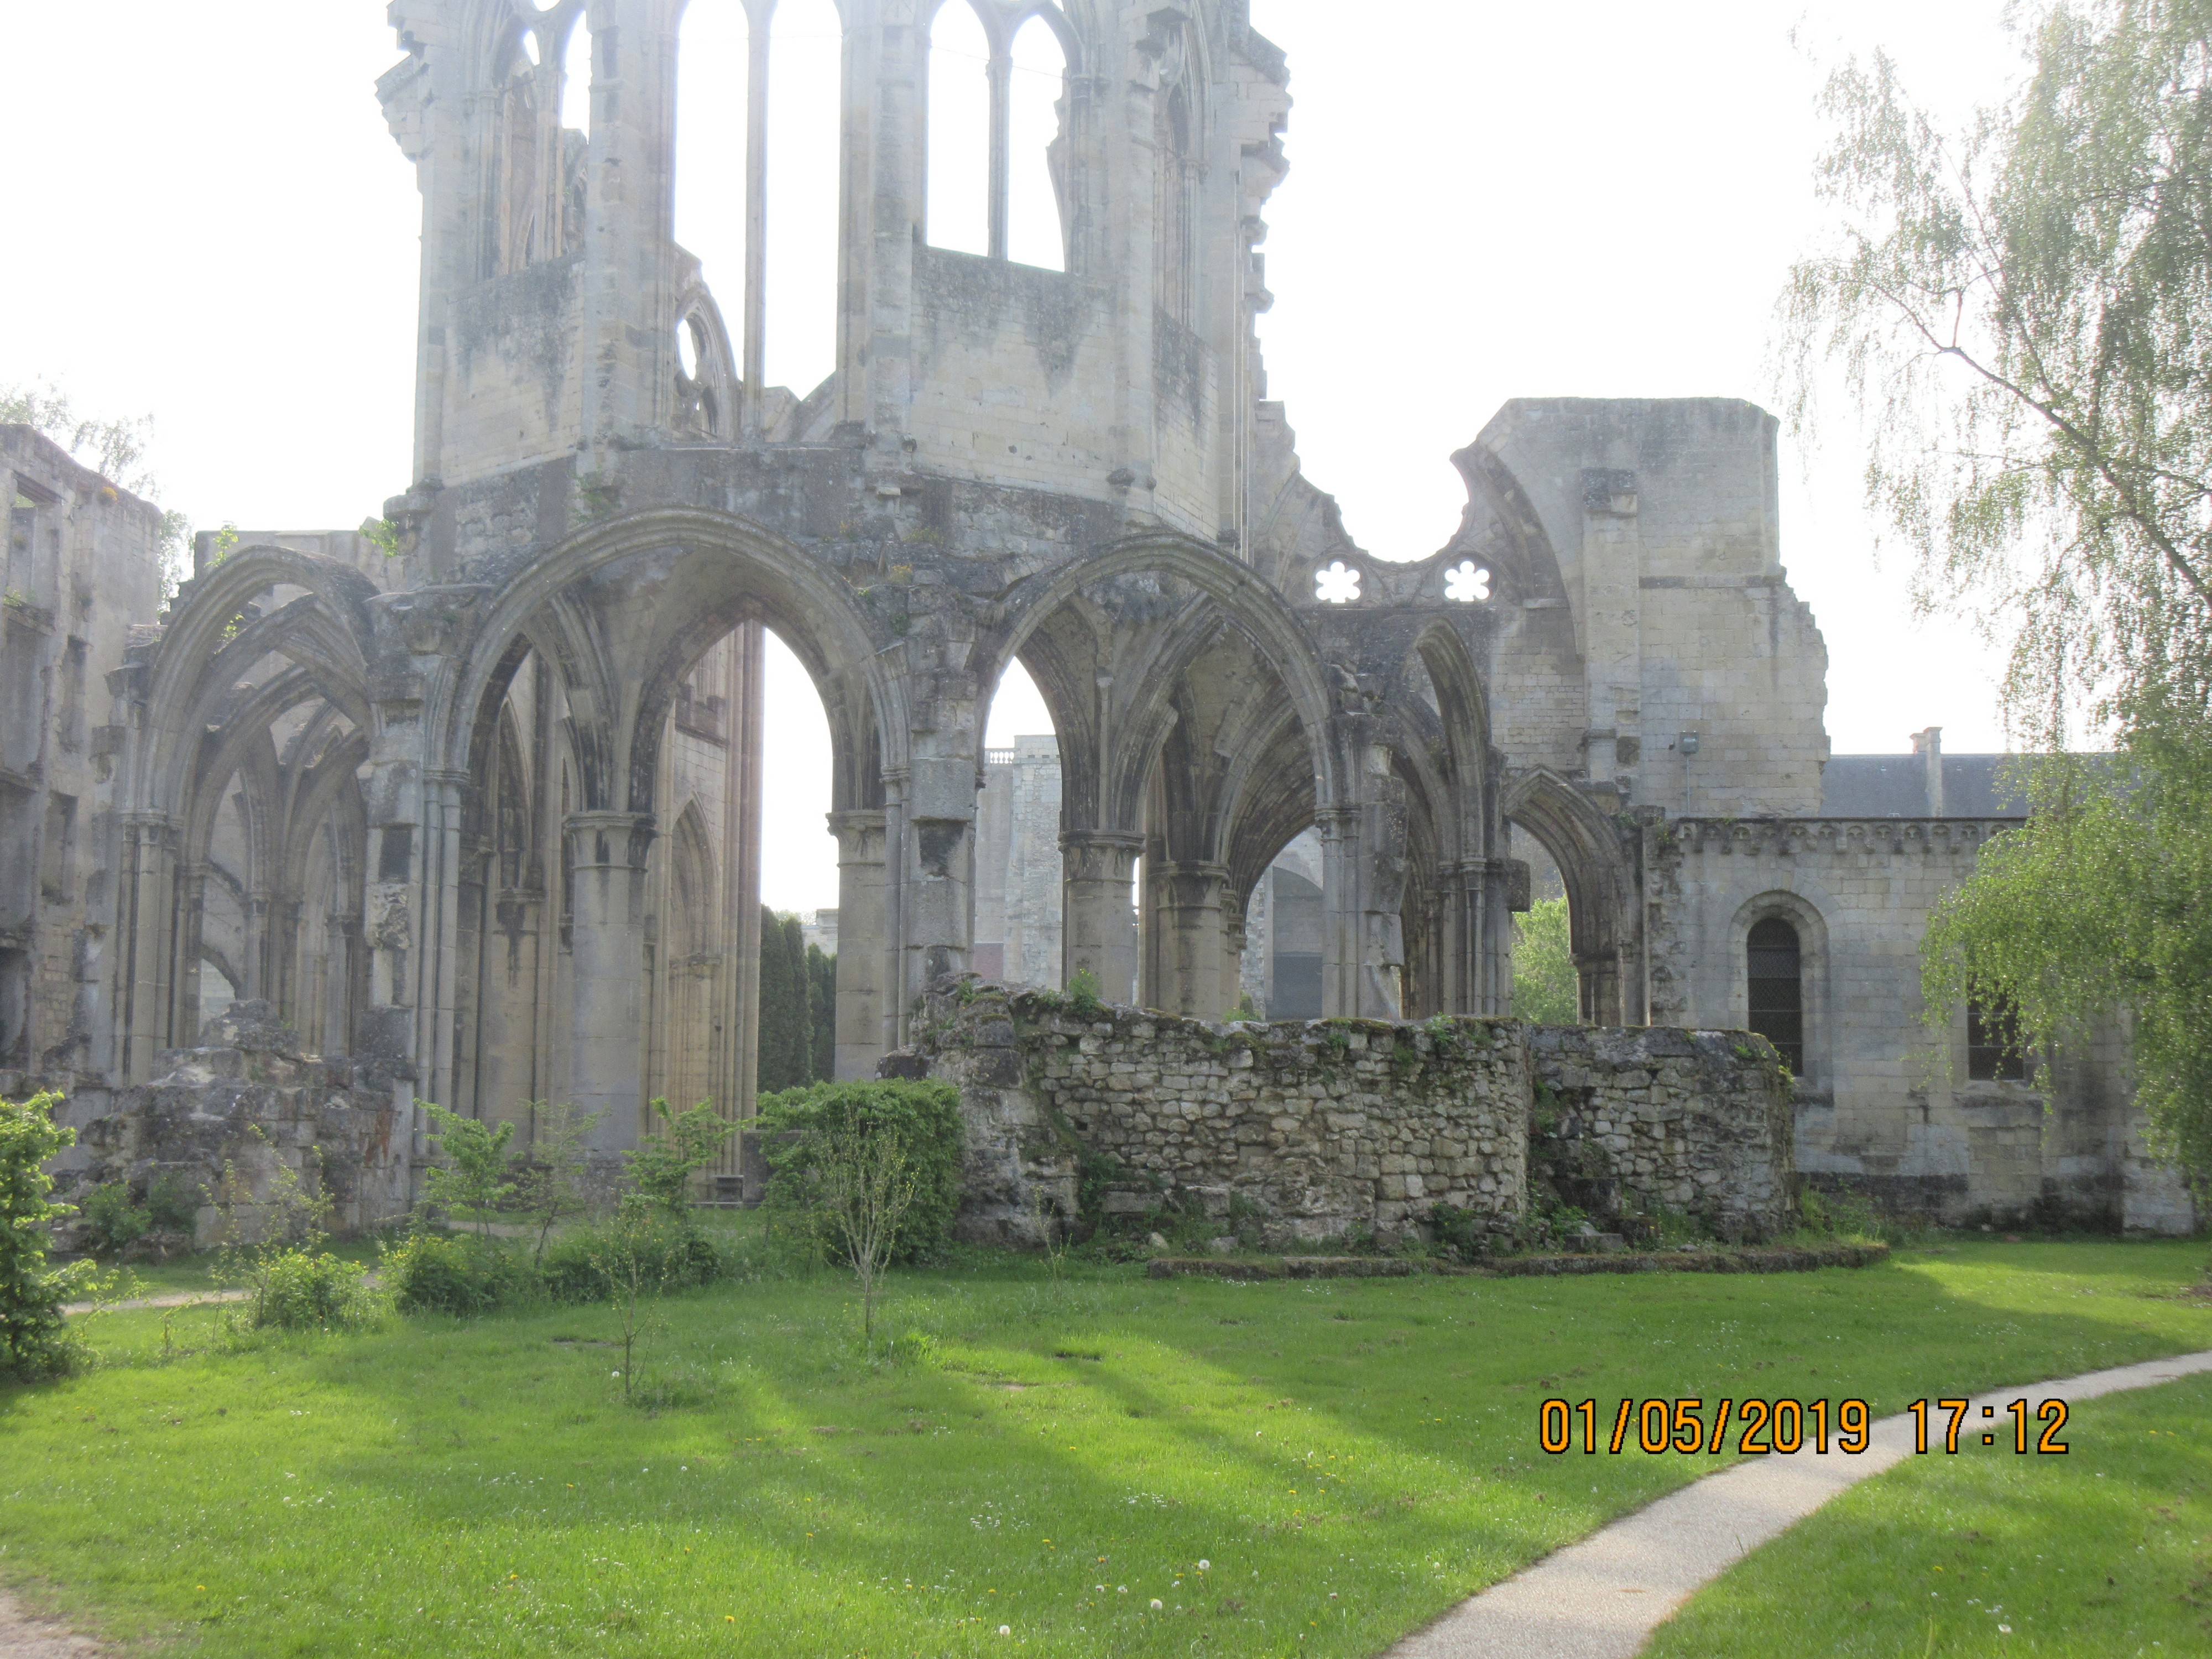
left=1500, top=768, right=1642, bottom=1026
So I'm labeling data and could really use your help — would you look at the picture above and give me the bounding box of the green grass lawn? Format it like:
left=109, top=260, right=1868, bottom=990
left=1646, top=1369, right=2212, bottom=1658
left=1, top=1239, right=2206, bottom=1657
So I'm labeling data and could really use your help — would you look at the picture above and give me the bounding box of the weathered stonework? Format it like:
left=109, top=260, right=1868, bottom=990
left=8, top=2, right=2194, bottom=1241
left=1526, top=1025, right=1794, bottom=1243
left=891, top=981, right=1792, bottom=1248
left=62, top=1003, right=408, bottom=1245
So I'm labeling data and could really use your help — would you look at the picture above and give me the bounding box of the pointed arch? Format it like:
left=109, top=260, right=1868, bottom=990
left=1500, top=766, right=1641, bottom=1025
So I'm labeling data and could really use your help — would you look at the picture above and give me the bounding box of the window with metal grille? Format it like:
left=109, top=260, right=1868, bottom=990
left=1746, top=917, right=1804, bottom=1075
left=1967, top=995, right=2028, bottom=1082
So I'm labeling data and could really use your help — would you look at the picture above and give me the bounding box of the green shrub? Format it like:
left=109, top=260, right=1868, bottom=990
left=540, top=1211, right=721, bottom=1305
left=144, top=1175, right=201, bottom=1234
left=382, top=1230, right=534, bottom=1316
left=3, top=1097, right=95, bottom=1380
left=79, top=1181, right=152, bottom=1258
left=2, top=1092, right=95, bottom=1379
left=757, top=1080, right=965, bottom=1264
left=244, top=1247, right=379, bottom=1332
left=418, top=1102, right=518, bottom=1235
left=1799, top=1184, right=1882, bottom=1240
left=1065, top=969, right=1108, bottom=1020
left=627, top=1099, right=736, bottom=1215
left=1426, top=1202, right=1495, bottom=1262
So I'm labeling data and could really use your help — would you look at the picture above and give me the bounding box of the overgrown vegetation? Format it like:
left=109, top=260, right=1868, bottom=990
left=757, top=1079, right=964, bottom=1266
left=1511, top=895, right=1579, bottom=1025
left=0, top=1093, right=96, bottom=1379
left=205, top=1137, right=379, bottom=1334
left=75, top=1175, right=200, bottom=1259
left=1786, top=0, right=2212, bottom=1187
left=382, top=1098, right=738, bottom=1323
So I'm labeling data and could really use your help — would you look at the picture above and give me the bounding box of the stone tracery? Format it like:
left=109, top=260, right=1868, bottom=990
left=1, top=0, right=2185, bottom=1237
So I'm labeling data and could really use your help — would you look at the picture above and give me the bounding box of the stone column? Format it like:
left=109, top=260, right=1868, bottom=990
left=900, top=753, right=978, bottom=1026
left=1061, top=830, right=1142, bottom=1006
left=739, top=0, right=776, bottom=439
left=1577, top=951, right=1623, bottom=1028
left=565, top=810, right=657, bottom=1151
left=417, top=766, right=472, bottom=1113
left=1319, top=744, right=1410, bottom=1022
left=1316, top=806, right=1358, bottom=1019
left=720, top=622, right=766, bottom=1118
left=1220, top=901, right=1249, bottom=1018
left=174, top=863, right=210, bottom=1038
left=1156, top=861, right=1230, bottom=1019
left=578, top=0, right=682, bottom=460
left=265, top=895, right=303, bottom=1034
left=1359, top=748, right=1411, bottom=1021
left=829, top=808, right=886, bottom=1080
left=841, top=0, right=920, bottom=437
left=113, top=811, right=179, bottom=1083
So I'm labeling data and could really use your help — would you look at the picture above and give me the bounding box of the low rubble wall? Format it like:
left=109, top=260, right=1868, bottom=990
left=62, top=1002, right=410, bottom=1245
left=1527, top=1026, right=1796, bottom=1243
left=884, top=981, right=1794, bottom=1249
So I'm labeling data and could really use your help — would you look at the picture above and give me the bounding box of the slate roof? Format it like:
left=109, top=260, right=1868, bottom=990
left=1819, top=754, right=2032, bottom=818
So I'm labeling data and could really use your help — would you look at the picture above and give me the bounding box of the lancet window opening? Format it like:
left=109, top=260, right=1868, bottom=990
left=1154, top=75, right=1197, bottom=324
left=671, top=0, right=840, bottom=437
left=483, top=1, right=589, bottom=279
left=1746, top=916, right=1805, bottom=1076
left=924, top=0, right=1074, bottom=267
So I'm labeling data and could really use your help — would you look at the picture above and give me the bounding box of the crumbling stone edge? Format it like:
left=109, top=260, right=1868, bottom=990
left=1147, top=1242, right=1890, bottom=1282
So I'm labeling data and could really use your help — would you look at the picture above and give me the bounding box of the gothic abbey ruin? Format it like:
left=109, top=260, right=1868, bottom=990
left=1, top=0, right=2192, bottom=1237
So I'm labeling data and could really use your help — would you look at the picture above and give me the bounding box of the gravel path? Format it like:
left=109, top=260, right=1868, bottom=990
left=60, top=1290, right=248, bottom=1316
left=1385, top=1347, right=2212, bottom=1659
left=0, top=1592, right=110, bottom=1658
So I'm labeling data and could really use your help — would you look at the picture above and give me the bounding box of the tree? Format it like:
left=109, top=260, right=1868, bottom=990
left=1511, top=896, right=1581, bottom=1025
left=756, top=909, right=812, bottom=1093
left=512, top=1100, right=606, bottom=1263
left=418, top=1102, right=518, bottom=1239
left=626, top=1098, right=735, bottom=1216
left=806, top=943, right=837, bottom=1082
left=811, top=1117, right=920, bottom=1348
left=1785, top=1, right=2212, bottom=1182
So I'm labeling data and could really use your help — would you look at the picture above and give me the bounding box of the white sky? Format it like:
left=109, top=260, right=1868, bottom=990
left=0, top=1, right=2032, bottom=915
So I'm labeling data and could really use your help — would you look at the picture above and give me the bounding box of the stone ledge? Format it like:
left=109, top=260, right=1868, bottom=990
left=1146, top=1255, right=1425, bottom=1281
left=1144, top=1242, right=1889, bottom=1281
left=1480, top=1241, right=1890, bottom=1277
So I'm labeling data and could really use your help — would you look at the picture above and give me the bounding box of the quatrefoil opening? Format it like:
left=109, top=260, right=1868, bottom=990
left=1444, top=560, right=1492, bottom=603
left=1314, top=560, right=1362, bottom=603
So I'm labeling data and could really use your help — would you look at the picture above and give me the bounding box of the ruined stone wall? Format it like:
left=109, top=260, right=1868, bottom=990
left=1469, top=400, right=1832, bottom=819
left=892, top=982, right=1796, bottom=1249
left=0, top=426, right=166, bottom=1095
left=1528, top=1025, right=1794, bottom=1241
left=64, top=1004, right=410, bottom=1245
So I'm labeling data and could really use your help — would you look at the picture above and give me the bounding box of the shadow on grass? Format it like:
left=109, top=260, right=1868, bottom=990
left=0, top=1241, right=2205, bottom=1656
